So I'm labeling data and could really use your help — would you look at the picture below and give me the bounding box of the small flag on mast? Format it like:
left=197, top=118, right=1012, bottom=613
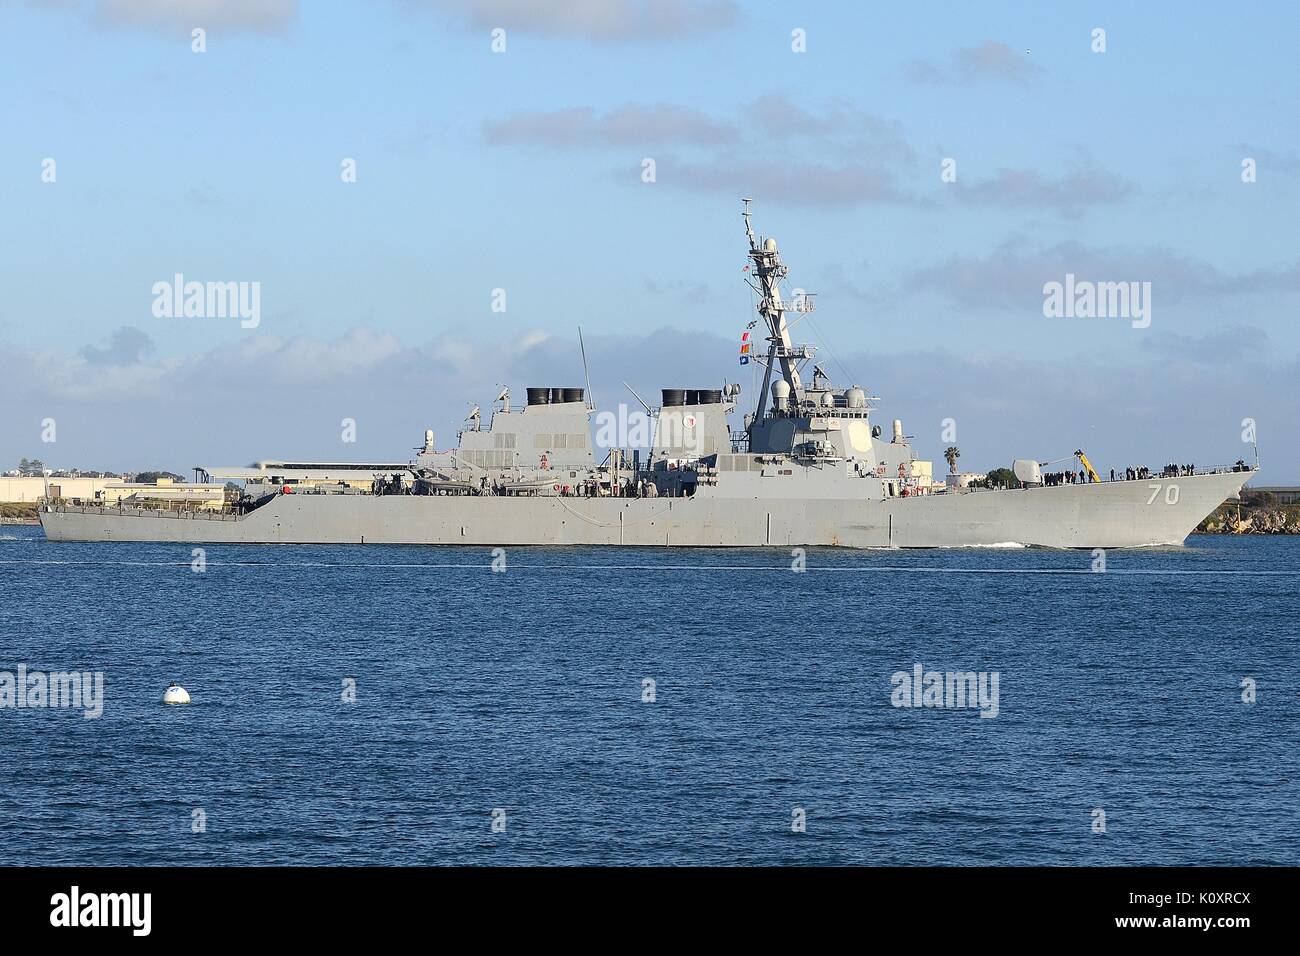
left=739, top=324, right=756, bottom=365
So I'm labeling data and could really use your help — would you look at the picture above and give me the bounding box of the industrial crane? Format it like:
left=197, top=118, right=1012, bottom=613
left=1074, top=449, right=1101, bottom=483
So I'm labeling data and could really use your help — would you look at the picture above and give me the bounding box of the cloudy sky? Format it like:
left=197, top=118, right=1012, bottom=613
left=2, top=0, right=1297, bottom=479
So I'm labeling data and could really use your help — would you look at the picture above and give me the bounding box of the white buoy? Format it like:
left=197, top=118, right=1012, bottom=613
left=162, top=683, right=191, bottom=705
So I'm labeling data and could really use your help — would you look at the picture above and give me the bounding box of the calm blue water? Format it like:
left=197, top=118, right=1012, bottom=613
left=1, top=527, right=1296, bottom=866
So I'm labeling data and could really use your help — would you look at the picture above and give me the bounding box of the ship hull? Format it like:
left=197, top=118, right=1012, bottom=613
left=39, top=471, right=1249, bottom=549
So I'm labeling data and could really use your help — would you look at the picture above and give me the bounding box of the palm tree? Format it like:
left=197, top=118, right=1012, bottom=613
left=944, top=446, right=961, bottom=475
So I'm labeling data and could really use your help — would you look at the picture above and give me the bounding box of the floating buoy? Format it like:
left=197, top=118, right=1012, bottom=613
left=162, top=683, right=191, bottom=705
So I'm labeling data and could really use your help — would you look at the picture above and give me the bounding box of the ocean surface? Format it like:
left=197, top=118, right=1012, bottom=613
left=1, top=526, right=1296, bottom=866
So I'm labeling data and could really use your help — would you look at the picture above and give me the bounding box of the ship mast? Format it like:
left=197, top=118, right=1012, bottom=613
left=742, top=199, right=814, bottom=421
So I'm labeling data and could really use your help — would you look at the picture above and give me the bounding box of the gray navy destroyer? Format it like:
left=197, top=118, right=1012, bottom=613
left=41, top=203, right=1257, bottom=548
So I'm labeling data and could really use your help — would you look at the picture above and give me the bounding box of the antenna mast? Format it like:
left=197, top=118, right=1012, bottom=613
left=742, top=199, right=815, bottom=414
left=578, top=326, right=595, bottom=411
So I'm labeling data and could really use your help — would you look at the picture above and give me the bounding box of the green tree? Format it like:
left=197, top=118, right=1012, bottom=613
left=943, top=446, right=961, bottom=475
left=1243, top=490, right=1276, bottom=509
left=983, top=467, right=1017, bottom=489
left=134, top=471, right=184, bottom=484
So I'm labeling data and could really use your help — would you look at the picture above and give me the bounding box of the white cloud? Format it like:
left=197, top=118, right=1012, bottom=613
left=485, top=96, right=924, bottom=207
left=953, top=164, right=1135, bottom=214
left=906, top=240, right=1300, bottom=310
left=419, top=0, right=737, bottom=41
left=79, top=325, right=155, bottom=366
left=94, top=0, right=297, bottom=34
left=906, top=41, right=1044, bottom=87
left=665, top=156, right=915, bottom=207
left=484, top=105, right=737, bottom=147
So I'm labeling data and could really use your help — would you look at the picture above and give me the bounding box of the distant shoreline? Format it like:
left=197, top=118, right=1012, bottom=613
left=0, top=503, right=40, bottom=526
left=1198, top=501, right=1299, bottom=535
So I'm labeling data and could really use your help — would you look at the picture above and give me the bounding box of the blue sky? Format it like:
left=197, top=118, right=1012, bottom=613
left=2, top=1, right=1297, bottom=479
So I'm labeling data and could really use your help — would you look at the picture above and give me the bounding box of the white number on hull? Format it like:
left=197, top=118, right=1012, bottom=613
left=1147, top=483, right=1180, bottom=505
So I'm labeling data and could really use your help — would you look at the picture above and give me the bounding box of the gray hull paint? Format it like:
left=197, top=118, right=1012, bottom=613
left=40, top=470, right=1247, bottom=548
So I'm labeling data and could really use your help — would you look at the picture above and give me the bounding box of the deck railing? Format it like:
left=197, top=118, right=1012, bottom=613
left=963, top=462, right=1256, bottom=492
left=43, top=504, right=241, bottom=520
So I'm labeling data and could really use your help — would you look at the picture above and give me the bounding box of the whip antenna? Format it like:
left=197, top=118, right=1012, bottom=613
left=578, top=326, right=595, bottom=411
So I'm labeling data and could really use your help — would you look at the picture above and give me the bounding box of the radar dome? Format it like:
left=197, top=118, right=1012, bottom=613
left=764, top=237, right=777, bottom=253
left=845, top=387, right=867, bottom=408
